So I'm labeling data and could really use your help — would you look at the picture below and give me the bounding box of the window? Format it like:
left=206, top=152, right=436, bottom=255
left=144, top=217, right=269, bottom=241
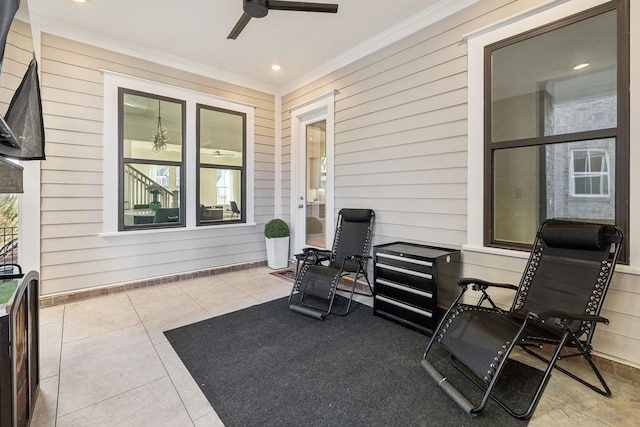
left=196, top=105, right=245, bottom=225
left=485, top=1, right=628, bottom=256
left=105, top=71, right=255, bottom=234
left=119, top=89, right=185, bottom=230
left=572, top=149, right=610, bottom=196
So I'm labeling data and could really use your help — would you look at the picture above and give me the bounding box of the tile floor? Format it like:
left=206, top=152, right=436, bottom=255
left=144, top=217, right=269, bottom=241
left=29, top=266, right=640, bottom=426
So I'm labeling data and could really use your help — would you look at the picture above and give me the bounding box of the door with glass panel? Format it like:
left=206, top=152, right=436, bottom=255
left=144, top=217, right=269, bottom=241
left=292, top=97, right=334, bottom=255
left=304, top=120, right=327, bottom=247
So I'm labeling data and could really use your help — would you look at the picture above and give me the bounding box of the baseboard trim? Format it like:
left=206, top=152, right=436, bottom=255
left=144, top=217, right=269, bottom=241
left=39, top=260, right=267, bottom=308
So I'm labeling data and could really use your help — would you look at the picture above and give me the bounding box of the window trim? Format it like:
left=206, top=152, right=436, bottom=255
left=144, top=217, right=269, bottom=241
left=480, top=0, right=629, bottom=260
left=101, top=70, right=256, bottom=236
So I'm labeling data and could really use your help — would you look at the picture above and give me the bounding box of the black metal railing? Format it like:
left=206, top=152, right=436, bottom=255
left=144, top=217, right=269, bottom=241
left=1, top=226, right=18, bottom=266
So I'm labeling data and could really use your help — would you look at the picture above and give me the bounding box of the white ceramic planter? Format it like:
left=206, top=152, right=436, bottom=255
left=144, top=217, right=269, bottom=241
left=266, top=236, right=289, bottom=269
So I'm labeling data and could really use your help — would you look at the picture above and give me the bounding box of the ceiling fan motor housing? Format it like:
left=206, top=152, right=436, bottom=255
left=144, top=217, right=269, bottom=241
left=244, top=0, right=269, bottom=18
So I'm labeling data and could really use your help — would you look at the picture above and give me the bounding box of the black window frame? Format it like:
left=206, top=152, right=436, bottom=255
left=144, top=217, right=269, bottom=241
left=195, top=103, right=247, bottom=226
left=118, top=88, right=187, bottom=231
left=483, top=0, right=629, bottom=262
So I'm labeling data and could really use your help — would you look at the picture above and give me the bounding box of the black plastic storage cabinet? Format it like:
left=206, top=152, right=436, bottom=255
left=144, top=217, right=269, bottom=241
left=373, top=242, right=460, bottom=334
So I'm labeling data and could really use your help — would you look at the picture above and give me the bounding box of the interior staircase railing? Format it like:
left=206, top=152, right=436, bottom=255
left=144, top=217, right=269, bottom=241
left=124, top=165, right=174, bottom=209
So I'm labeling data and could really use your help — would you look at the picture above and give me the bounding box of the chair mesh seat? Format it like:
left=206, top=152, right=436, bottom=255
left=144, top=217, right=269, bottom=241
left=288, top=208, right=375, bottom=319
left=422, top=219, right=623, bottom=419
left=437, top=307, right=523, bottom=383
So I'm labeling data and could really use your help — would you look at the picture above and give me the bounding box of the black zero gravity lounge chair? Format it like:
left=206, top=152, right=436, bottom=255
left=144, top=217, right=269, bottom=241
left=288, top=208, right=375, bottom=319
left=421, top=218, right=623, bottom=419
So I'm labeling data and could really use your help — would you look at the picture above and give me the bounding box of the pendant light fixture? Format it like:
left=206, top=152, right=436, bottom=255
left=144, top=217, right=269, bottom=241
left=151, top=100, right=169, bottom=152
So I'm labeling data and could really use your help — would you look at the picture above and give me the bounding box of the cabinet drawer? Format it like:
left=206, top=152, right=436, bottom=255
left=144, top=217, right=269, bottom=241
left=375, top=278, right=435, bottom=308
left=374, top=295, right=437, bottom=332
left=376, top=252, right=434, bottom=275
left=376, top=264, right=433, bottom=290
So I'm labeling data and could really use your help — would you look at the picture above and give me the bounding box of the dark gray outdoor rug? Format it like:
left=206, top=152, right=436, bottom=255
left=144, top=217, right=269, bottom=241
left=164, top=297, right=543, bottom=426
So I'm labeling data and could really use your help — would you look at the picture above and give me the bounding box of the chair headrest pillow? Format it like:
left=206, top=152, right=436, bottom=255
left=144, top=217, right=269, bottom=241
left=340, top=209, right=374, bottom=223
left=540, top=220, right=607, bottom=251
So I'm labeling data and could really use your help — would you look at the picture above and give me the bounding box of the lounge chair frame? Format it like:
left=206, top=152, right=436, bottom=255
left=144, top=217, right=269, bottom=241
left=288, top=208, right=375, bottom=319
left=422, top=218, right=623, bottom=419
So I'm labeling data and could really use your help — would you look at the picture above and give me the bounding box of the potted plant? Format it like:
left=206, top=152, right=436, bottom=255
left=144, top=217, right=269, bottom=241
left=264, top=218, right=290, bottom=269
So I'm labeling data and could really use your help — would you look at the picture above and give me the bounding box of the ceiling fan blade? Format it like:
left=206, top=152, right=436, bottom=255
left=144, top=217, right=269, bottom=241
left=227, top=13, right=252, bottom=39
left=267, top=1, right=338, bottom=13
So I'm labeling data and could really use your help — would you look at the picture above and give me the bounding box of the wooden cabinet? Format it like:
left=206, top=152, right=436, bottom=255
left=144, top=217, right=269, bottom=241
left=373, top=242, right=460, bottom=334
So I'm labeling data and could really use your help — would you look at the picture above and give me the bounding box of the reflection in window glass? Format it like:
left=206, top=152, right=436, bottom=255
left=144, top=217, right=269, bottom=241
left=120, top=89, right=185, bottom=230
left=487, top=3, right=626, bottom=250
left=493, top=139, right=615, bottom=245
left=199, top=169, right=242, bottom=222
left=572, top=149, right=610, bottom=196
left=491, top=10, right=617, bottom=143
left=197, top=104, right=245, bottom=225
left=122, top=93, right=183, bottom=162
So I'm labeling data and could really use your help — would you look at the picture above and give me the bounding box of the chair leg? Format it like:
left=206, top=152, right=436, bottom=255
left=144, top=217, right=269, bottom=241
left=521, top=338, right=611, bottom=396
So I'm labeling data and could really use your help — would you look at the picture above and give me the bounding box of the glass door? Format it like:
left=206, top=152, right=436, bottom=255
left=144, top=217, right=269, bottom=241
left=291, top=92, right=335, bottom=256
left=305, top=120, right=326, bottom=247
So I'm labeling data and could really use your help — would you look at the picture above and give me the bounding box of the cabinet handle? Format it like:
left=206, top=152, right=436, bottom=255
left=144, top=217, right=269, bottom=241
left=375, top=295, right=433, bottom=317
left=377, top=263, right=433, bottom=280
left=377, top=252, right=433, bottom=267
left=376, top=278, right=433, bottom=299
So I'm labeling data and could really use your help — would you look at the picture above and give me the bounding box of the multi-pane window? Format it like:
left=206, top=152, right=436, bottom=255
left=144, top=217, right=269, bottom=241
left=485, top=1, right=628, bottom=256
left=572, top=149, right=610, bottom=196
left=196, top=104, right=245, bottom=225
left=109, top=72, right=253, bottom=233
left=119, top=89, right=185, bottom=230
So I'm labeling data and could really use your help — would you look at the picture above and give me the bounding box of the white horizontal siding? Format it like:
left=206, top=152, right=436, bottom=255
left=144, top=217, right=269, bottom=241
left=280, top=0, right=640, bottom=369
left=38, top=33, right=275, bottom=296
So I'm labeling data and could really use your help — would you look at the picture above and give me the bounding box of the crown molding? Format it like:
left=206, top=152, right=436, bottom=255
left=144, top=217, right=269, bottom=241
left=28, top=14, right=279, bottom=95
left=278, top=0, right=479, bottom=95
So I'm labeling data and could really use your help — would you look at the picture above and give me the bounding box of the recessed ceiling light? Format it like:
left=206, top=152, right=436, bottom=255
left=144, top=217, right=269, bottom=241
left=573, top=63, right=590, bottom=70
left=72, top=0, right=89, bottom=3
left=271, top=65, right=281, bottom=71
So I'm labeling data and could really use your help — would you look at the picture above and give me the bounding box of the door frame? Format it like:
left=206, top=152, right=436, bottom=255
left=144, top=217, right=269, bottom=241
left=290, top=91, right=336, bottom=254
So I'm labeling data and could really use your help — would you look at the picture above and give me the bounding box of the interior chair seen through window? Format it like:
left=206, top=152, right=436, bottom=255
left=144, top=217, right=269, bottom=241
left=153, top=208, right=179, bottom=223
left=230, top=201, right=241, bottom=218
left=421, top=219, right=623, bottom=419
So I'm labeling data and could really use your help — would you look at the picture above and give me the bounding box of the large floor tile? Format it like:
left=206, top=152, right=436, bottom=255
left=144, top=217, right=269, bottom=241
left=155, top=341, right=214, bottom=420
left=193, top=410, right=225, bottom=427
left=29, top=376, right=59, bottom=427
left=39, top=305, right=64, bottom=326
left=56, top=377, right=193, bottom=427
left=202, top=292, right=260, bottom=317
left=62, top=293, right=140, bottom=343
left=39, top=319, right=63, bottom=379
left=126, top=283, right=190, bottom=307
left=57, top=324, right=166, bottom=416
left=129, top=287, right=211, bottom=344
left=27, top=266, right=640, bottom=426
left=177, top=276, right=250, bottom=308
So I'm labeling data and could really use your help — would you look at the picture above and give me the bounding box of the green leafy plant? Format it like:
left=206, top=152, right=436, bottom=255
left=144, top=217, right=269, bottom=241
left=264, top=219, right=289, bottom=239
left=0, top=194, right=18, bottom=228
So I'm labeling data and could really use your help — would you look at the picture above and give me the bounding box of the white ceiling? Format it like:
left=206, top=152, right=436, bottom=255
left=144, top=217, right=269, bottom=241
left=21, top=0, right=475, bottom=94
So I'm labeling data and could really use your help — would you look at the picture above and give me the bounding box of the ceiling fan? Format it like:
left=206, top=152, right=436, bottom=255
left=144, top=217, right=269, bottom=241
left=228, top=0, right=339, bottom=40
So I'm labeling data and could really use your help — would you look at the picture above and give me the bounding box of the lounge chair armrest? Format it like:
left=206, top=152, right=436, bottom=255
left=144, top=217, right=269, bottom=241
left=528, top=311, right=610, bottom=325
left=297, top=247, right=320, bottom=256
left=296, top=247, right=330, bottom=258
left=344, top=254, right=371, bottom=261
left=457, top=278, right=518, bottom=291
